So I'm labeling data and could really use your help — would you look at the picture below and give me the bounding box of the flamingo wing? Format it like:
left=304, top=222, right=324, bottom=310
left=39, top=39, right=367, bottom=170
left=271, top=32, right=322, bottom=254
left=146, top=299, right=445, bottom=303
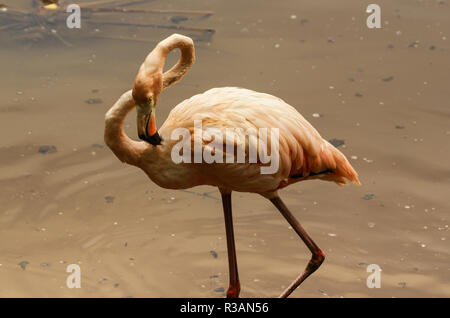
left=160, top=87, right=359, bottom=191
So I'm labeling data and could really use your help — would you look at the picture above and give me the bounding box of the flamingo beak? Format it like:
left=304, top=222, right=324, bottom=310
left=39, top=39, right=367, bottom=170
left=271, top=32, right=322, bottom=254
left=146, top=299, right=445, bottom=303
left=137, top=102, right=162, bottom=145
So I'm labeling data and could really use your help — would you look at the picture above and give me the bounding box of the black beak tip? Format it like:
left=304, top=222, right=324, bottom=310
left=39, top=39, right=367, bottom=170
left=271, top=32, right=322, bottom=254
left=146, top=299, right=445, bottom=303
left=142, top=132, right=163, bottom=146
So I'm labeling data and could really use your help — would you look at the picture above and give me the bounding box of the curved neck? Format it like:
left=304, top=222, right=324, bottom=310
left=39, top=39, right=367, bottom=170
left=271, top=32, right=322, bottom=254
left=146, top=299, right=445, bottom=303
left=141, top=34, right=195, bottom=90
left=104, top=90, right=146, bottom=166
left=160, top=35, right=195, bottom=88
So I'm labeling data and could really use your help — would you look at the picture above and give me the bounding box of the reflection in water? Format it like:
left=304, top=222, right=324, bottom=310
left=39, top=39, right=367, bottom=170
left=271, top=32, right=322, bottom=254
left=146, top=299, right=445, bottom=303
left=38, top=0, right=60, bottom=9
left=0, top=0, right=215, bottom=47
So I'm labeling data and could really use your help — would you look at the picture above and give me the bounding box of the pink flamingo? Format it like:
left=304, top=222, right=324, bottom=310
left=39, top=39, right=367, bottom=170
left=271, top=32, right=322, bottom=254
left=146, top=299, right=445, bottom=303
left=104, top=34, right=360, bottom=298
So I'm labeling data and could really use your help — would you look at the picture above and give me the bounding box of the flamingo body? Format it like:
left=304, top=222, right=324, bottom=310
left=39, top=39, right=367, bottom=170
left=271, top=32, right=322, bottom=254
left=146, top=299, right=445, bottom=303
left=146, top=86, right=359, bottom=193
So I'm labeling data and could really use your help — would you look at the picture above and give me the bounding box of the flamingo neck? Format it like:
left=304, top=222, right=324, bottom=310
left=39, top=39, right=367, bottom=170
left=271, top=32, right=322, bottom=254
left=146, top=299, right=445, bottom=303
left=104, top=90, right=146, bottom=166
left=140, top=34, right=195, bottom=89
left=159, top=35, right=195, bottom=88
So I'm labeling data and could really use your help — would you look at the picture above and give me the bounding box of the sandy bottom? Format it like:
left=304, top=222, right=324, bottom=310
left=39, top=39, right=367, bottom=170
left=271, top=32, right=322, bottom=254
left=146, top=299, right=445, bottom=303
left=0, top=0, right=449, bottom=297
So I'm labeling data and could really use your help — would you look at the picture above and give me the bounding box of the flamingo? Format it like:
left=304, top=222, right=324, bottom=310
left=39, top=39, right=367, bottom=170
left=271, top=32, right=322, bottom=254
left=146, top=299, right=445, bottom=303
left=104, top=34, right=360, bottom=298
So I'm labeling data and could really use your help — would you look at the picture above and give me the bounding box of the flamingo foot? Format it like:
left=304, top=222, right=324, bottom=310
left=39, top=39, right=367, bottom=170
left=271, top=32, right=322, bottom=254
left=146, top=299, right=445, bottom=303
left=226, top=281, right=241, bottom=298
left=278, top=250, right=325, bottom=298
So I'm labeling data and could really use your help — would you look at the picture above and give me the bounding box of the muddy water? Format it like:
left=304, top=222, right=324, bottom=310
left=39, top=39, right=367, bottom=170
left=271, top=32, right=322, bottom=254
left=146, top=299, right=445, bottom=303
left=0, top=0, right=449, bottom=297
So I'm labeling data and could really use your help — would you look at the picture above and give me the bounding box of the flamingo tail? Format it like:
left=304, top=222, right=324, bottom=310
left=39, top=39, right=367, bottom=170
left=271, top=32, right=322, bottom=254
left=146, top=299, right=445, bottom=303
left=321, top=141, right=361, bottom=186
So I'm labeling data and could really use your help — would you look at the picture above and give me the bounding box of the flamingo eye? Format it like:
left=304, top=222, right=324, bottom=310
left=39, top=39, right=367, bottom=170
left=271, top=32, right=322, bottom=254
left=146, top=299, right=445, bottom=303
left=147, top=95, right=156, bottom=107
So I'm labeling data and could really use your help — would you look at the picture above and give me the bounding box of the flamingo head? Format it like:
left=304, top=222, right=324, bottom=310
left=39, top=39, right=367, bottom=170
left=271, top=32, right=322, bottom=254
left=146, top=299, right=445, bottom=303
left=132, top=33, right=195, bottom=146
left=133, top=67, right=163, bottom=146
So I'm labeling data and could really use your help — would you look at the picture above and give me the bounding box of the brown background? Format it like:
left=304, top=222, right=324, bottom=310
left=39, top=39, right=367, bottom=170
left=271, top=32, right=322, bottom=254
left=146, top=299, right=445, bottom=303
left=0, top=0, right=449, bottom=297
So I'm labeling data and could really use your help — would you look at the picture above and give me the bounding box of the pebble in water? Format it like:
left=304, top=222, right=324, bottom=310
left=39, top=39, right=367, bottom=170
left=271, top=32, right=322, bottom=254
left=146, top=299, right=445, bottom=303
left=38, top=145, right=57, bottom=154
left=210, top=250, right=218, bottom=259
left=167, top=196, right=176, bottom=203
left=358, top=262, right=368, bottom=266
left=170, top=15, right=188, bottom=24
left=105, top=196, right=115, bottom=203
left=408, top=41, right=419, bottom=48
left=300, top=18, right=309, bottom=25
left=19, top=261, right=29, bottom=270
left=85, top=98, right=103, bottom=104
left=382, top=76, right=394, bottom=82
left=329, top=138, right=345, bottom=148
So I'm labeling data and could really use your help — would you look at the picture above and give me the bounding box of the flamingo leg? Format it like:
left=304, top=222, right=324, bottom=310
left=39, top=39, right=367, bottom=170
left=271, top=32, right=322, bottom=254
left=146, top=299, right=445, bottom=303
left=221, top=192, right=240, bottom=298
left=270, top=196, right=325, bottom=298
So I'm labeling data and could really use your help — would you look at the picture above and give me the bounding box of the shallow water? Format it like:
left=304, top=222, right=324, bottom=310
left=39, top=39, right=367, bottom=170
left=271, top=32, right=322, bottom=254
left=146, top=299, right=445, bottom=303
left=0, top=0, right=449, bottom=297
